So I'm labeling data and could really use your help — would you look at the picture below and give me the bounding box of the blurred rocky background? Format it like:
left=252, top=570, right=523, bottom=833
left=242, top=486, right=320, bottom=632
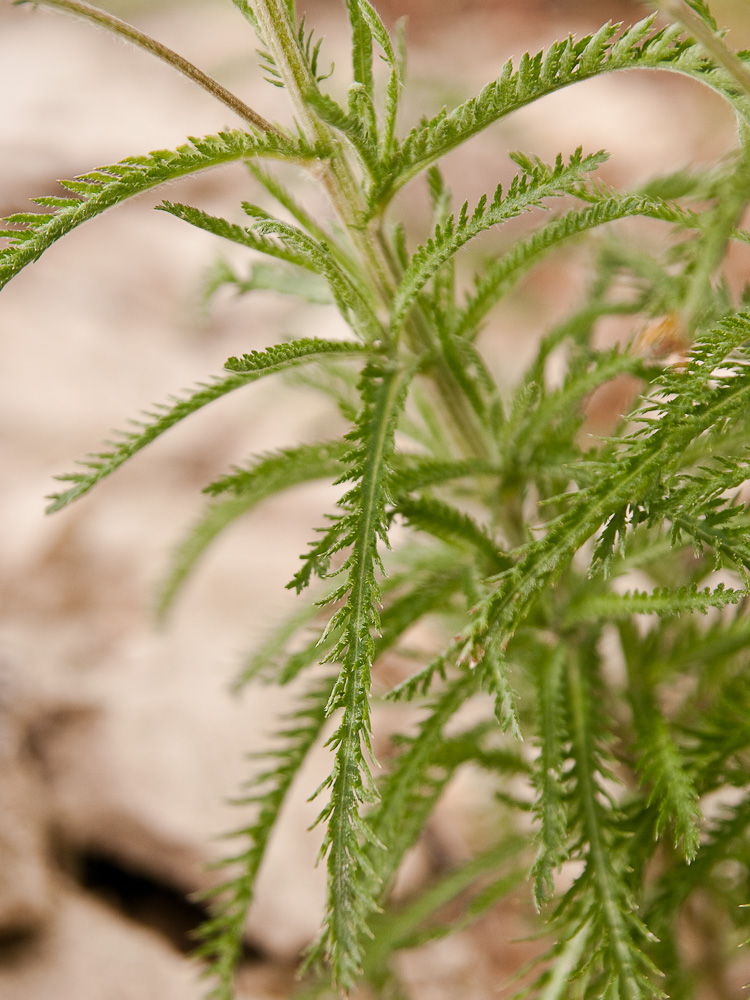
left=2, top=1, right=750, bottom=998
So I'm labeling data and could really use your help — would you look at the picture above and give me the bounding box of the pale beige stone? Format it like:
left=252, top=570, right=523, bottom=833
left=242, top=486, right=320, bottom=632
left=0, top=884, right=204, bottom=1000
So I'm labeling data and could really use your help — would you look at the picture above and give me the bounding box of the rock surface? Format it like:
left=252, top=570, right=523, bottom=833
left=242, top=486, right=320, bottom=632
left=1, top=1, right=748, bottom=998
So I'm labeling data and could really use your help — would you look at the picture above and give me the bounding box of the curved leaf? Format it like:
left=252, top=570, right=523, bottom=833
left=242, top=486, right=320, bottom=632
left=254, top=219, right=384, bottom=340
left=373, top=18, right=750, bottom=206
left=0, top=130, right=317, bottom=289
left=390, top=149, right=608, bottom=332
left=157, top=201, right=317, bottom=270
left=157, top=440, right=350, bottom=618
left=48, top=340, right=363, bottom=513
left=454, top=194, right=696, bottom=338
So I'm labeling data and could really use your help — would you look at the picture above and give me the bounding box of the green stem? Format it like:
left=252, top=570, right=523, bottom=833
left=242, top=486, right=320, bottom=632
left=249, top=0, right=379, bottom=244
left=539, top=923, right=591, bottom=1000
left=654, top=0, right=750, bottom=100
left=681, top=122, right=750, bottom=332
left=250, top=0, right=492, bottom=460
left=22, top=0, right=285, bottom=137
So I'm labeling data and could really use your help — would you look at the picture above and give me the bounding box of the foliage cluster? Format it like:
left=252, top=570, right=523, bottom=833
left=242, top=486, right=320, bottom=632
left=5, top=0, right=750, bottom=997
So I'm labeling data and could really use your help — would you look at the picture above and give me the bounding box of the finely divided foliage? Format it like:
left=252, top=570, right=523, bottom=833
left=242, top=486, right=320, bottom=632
left=5, top=0, right=750, bottom=997
left=0, top=130, right=318, bottom=289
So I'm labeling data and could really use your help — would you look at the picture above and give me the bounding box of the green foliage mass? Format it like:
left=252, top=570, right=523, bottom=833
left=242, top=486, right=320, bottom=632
left=5, top=0, right=750, bottom=997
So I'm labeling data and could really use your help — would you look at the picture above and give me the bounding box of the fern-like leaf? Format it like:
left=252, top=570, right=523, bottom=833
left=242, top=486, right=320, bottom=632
left=202, top=258, right=332, bottom=304
left=307, top=361, right=414, bottom=989
left=245, top=161, right=333, bottom=245
left=564, top=582, right=745, bottom=627
left=531, top=644, right=569, bottom=907
left=634, top=698, right=702, bottom=862
left=391, top=454, right=497, bottom=492
left=157, top=201, right=316, bottom=270
left=390, top=149, right=608, bottom=332
left=197, top=674, right=336, bottom=1000
left=48, top=340, right=362, bottom=513
left=253, top=219, right=383, bottom=340
left=0, top=130, right=317, bottom=289
left=374, top=17, right=750, bottom=205
left=364, top=836, right=527, bottom=973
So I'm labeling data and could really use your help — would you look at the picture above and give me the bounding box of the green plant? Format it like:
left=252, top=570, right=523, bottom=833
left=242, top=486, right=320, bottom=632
left=4, top=0, right=750, bottom=996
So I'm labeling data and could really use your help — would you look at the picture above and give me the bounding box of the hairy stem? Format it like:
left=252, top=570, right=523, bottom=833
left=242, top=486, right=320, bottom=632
left=250, top=0, right=492, bottom=460
left=654, top=0, right=750, bottom=100
left=20, top=0, right=286, bottom=137
left=681, top=122, right=750, bottom=332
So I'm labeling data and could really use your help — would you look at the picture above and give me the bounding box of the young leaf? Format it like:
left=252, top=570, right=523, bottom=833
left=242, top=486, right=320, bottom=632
left=47, top=340, right=363, bottom=513
left=308, top=361, right=415, bottom=990
left=0, top=130, right=317, bottom=289
left=305, top=88, right=382, bottom=179
left=157, top=201, right=318, bottom=270
left=198, top=674, right=336, bottom=1000
left=390, top=149, right=608, bottom=332
left=393, top=495, right=509, bottom=570
left=157, top=440, right=350, bottom=619
left=454, top=194, right=695, bottom=339
left=345, top=0, right=374, bottom=98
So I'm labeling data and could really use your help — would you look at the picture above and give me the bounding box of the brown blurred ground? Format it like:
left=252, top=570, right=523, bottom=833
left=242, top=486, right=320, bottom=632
left=1, top=1, right=750, bottom=998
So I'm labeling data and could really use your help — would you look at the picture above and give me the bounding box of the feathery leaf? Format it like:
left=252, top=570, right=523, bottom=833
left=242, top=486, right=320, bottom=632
left=308, top=361, right=415, bottom=989
left=253, top=218, right=384, bottom=340
left=157, top=440, right=350, bottom=619
left=454, top=194, right=696, bottom=339
left=198, top=675, right=336, bottom=1000
left=374, top=17, right=750, bottom=205
left=48, top=340, right=363, bottom=513
left=390, top=149, right=608, bottom=332
left=0, top=130, right=317, bottom=289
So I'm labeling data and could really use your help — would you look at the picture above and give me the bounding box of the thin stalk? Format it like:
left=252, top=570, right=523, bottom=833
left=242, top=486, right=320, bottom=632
left=539, top=923, right=592, bottom=1000
left=654, top=0, right=750, bottom=100
left=250, top=0, right=492, bottom=460
left=249, top=0, right=381, bottom=246
left=374, top=227, right=494, bottom=459
left=681, top=121, right=750, bottom=332
left=21, top=0, right=286, bottom=137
